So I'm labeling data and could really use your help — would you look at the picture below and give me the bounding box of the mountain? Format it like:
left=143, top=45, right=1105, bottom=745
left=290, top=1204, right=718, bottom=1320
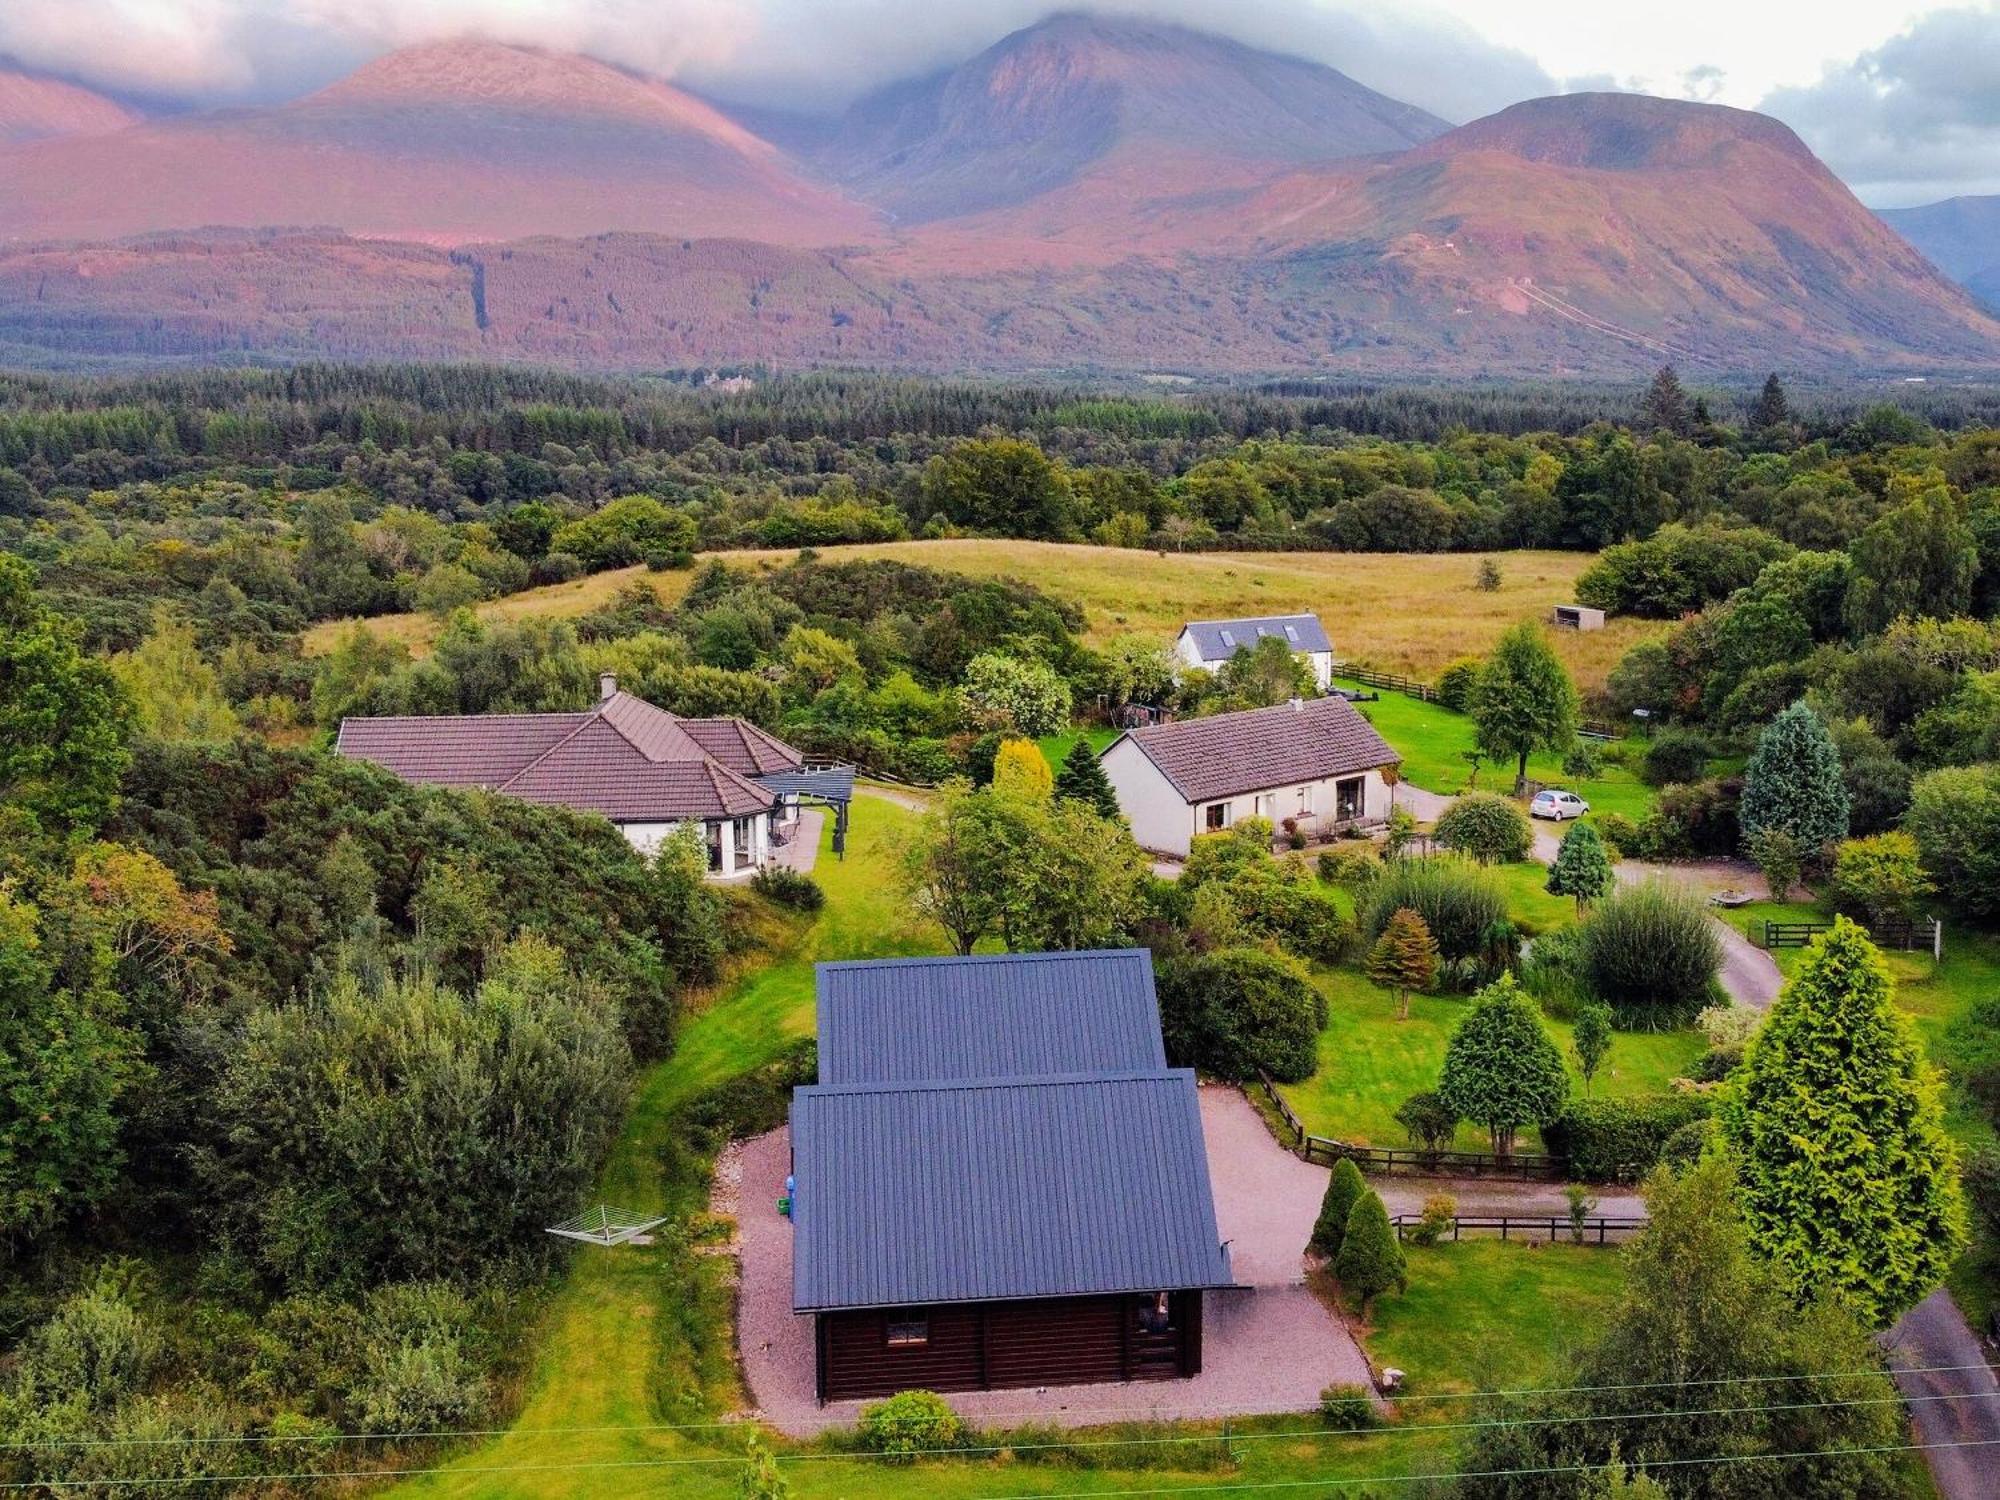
left=0, top=41, right=882, bottom=246
left=0, top=63, right=141, bottom=143
left=811, top=11, right=1450, bottom=222
left=1879, top=195, right=2000, bottom=311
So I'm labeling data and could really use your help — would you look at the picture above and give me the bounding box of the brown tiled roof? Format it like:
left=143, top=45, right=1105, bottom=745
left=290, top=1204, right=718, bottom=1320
left=681, top=716, right=804, bottom=776
left=336, top=692, right=791, bottom=823
left=1117, top=696, right=1399, bottom=804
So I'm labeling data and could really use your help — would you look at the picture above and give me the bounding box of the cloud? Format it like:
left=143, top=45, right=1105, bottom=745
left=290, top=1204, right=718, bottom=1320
left=0, top=0, right=1558, bottom=122
left=1760, top=6, right=2000, bottom=206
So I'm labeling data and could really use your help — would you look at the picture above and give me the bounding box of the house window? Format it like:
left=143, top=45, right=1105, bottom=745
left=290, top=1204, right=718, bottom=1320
left=1296, top=787, right=1312, bottom=815
left=1252, top=793, right=1272, bottom=818
left=885, top=1317, right=929, bottom=1348
left=1335, top=776, right=1365, bottom=821
left=1204, top=802, right=1229, bottom=832
left=705, top=822, right=724, bottom=872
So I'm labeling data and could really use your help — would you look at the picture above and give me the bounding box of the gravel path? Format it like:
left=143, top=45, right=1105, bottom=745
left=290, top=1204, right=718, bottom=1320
left=733, top=1087, right=1373, bottom=1437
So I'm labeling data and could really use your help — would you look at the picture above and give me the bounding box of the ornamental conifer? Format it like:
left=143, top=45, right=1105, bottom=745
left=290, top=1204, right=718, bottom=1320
left=1367, top=906, right=1440, bottom=1021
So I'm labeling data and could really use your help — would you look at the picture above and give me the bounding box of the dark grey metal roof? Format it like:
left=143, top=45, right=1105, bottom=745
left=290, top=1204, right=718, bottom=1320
left=1180, top=614, right=1332, bottom=660
left=791, top=1070, right=1235, bottom=1312
left=815, top=950, right=1166, bottom=1086
left=754, top=764, right=856, bottom=804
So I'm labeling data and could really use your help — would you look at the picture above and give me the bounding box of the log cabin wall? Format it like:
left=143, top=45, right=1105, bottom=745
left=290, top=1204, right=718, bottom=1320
left=815, top=1291, right=1203, bottom=1402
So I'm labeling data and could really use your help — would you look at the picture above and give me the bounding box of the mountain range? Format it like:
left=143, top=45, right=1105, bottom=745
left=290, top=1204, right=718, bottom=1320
left=0, top=15, right=1995, bottom=377
left=1879, top=196, right=2000, bottom=314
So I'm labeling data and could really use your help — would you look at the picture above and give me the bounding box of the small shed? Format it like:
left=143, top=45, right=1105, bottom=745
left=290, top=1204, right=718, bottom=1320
left=1552, top=605, right=1606, bottom=631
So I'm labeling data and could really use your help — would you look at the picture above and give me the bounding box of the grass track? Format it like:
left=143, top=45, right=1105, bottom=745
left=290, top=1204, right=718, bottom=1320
left=304, top=541, right=1659, bottom=693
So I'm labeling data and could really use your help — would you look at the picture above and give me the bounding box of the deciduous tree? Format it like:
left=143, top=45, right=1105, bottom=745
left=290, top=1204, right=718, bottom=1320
left=1469, top=622, right=1579, bottom=791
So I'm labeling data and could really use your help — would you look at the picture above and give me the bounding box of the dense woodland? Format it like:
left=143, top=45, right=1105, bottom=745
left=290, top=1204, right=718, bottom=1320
left=2, top=365, right=1998, bottom=1496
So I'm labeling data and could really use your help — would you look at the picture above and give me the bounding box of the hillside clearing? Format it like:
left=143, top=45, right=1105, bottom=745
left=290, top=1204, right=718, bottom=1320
left=303, top=541, right=1658, bottom=691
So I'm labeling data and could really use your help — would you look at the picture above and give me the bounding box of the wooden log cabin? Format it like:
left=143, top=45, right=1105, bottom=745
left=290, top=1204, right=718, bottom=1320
left=790, top=951, right=1237, bottom=1403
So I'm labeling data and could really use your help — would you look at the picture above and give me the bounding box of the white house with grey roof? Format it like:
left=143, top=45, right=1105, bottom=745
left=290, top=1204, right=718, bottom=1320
left=1100, top=695, right=1399, bottom=858
left=1175, top=614, right=1334, bottom=692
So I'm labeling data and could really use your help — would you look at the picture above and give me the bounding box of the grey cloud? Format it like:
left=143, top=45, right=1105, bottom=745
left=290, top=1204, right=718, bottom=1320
left=1760, top=6, right=2000, bottom=207
left=0, top=0, right=1559, bottom=124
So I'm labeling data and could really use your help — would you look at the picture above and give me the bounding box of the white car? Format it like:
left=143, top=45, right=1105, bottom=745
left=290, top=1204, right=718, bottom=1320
left=1530, top=789, right=1591, bottom=821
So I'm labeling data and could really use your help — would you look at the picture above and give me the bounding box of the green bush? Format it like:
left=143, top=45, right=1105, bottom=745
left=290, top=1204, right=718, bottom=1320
left=1432, top=792, right=1532, bottom=864
left=1435, top=657, right=1482, bottom=712
left=1318, top=1383, right=1382, bottom=1429
left=1640, top=776, right=1742, bottom=859
left=1904, top=764, right=2000, bottom=919
left=1519, top=923, right=1591, bottom=1020
left=750, top=864, right=825, bottom=911
left=1641, top=727, right=1713, bottom=787
left=1156, top=948, right=1322, bottom=1083
left=1827, top=832, right=1933, bottom=928
left=1334, top=1191, right=1406, bottom=1311
left=678, top=1038, right=818, bottom=1150
left=1593, top=811, right=1641, bottom=858
left=1579, top=880, right=1722, bottom=1028
left=1407, top=1192, right=1457, bottom=1247
left=1359, top=858, right=1513, bottom=983
left=1542, top=1094, right=1713, bottom=1183
left=1311, top=1157, right=1367, bottom=1259
left=1394, top=1090, right=1460, bottom=1155
left=1660, top=1117, right=1717, bottom=1169
left=858, top=1390, right=967, bottom=1461
left=1317, top=844, right=1382, bottom=887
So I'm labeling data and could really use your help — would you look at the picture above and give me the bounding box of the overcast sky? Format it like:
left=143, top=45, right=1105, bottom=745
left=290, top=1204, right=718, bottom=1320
left=2, top=0, right=1994, bottom=206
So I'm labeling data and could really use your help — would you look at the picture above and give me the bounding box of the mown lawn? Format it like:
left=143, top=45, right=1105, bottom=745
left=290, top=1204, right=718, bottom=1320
left=1368, top=1240, right=1626, bottom=1400
left=1342, top=681, right=1658, bottom=826
left=1038, top=725, right=1120, bottom=771
left=1284, top=966, right=1706, bottom=1153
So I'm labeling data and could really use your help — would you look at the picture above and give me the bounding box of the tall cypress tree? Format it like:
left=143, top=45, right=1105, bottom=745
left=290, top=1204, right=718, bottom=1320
left=1720, top=919, right=1964, bottom=1327
left=1052, top=736, right=1121, bottom=820
left=1738, top=700, right=1849, bottom=859
left=1642, top=365, right=1692, bottom=437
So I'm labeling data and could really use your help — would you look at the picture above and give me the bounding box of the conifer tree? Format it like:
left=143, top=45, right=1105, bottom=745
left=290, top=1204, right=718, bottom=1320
left=1310, top=1156, right=1367, bottom=1260
left=1719, top=918, right=1965, bottom=1327
left=1367, top=906, right=1440, bottom=1021
left=1438, top=973, right=1570, bottom=1157
left=1545, top=820, right=1614, bottom=912
left=1738, top=700, right=1848, bottom=860
left=1052, top=736, right=1120, bottom=819
left=991, top=737, right=1052, bottom=800
left=1750, top=372, right=1790, bottom=430
left=1334, top=1190, right=1406, bottom=1312
left=1642, top=364, right=1693, bottom=437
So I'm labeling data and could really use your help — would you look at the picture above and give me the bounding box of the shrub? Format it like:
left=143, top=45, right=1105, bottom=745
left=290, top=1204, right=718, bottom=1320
left=1520, top=923, right=1591, bottom=1020
left=1542, top=1094, right=1713, bottom=1183
left=858, top=1390, right=967, bottom=1461
left=1641, top=775, right=1742, bottom=858
left=1827, top=832, right=1933, bottom=928
left=1359, top=858, right=1513, bottom=982
left=1641, top=727, right=1712, bottom=787
left=1334, top=1191, right=1406, bottom=1312
left=1395, top=1090, right=1460, bottom=1155
left=1594, top=812, right=1641, bottom=858
left=1904, top=764, right=2000, bottom=918
left=1561, top=740, right=1604, bottom=779
left=1545, top=821, right=1614, bottom=912
left=1317, top=844, right=1381, bottom=887
left=1155, top=947, right=1322, bottom=1083
left=350, top=1283, right=490, bottom=1434
left=1744, top=826, right=1802, bottom=902
left=1435, top=657, right=1482, bottom=712
left=750, top=864, right=825, bottom=911
left=1688, top=1046, right=1744, bottom=1083
left=1407, top=1192, right=1457, bottom=1248
left=1660, top=1116, right=1716, bottom=1168
left=1579, top=880, right=1722, bottom=1028
left=14, top=1278, right=160, bottom=1411
left=1432, top=792, right=1532, bottom=864
left=1319, top=1384, right=1382, bottom=1428
left=1311, top=1157, right=1367, bottom=1260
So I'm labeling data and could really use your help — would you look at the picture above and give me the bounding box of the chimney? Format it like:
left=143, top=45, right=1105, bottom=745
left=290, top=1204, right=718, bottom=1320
left=1289, top=697, right=1304, bottom=713
left=598, top=672, right=618, bottom=702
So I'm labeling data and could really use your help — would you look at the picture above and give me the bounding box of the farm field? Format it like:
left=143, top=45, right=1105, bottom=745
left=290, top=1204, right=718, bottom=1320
left=304, top=541, right=1660, bottom=692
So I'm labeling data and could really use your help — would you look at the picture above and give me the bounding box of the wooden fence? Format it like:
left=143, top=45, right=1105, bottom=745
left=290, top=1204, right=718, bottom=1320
left=1756, top=915, right=1942, bottom=958
left=1254, top=1073, right=1567, bottom=1183
left=1390, top=1214, right=1648, bottom=1246
left=1330, top=662, right=1438, bottom=702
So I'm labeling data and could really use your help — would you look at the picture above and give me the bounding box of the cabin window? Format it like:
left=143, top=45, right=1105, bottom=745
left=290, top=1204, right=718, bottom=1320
left=1134, top=1292, right=1175, bottom=1333
left=1204, top=802, right=1228, bottom=832
left=885, top=1317, right=929, bottom=1348
left=1335, top=777, right=1365, bottom=821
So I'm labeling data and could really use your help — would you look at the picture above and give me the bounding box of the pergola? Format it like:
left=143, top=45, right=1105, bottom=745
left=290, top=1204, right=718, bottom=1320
left=756, top=763, right=857, bottom=858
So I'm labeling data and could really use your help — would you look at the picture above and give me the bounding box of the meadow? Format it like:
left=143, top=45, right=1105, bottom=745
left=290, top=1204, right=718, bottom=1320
left=304, top=541, right=1661, bottom=692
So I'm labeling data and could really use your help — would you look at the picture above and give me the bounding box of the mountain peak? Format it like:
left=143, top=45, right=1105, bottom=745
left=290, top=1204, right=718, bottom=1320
left=1421, top=91, right=1818, bottom=173
left=0, top=62, right=142, bottom=144
left=820, top=11, right=1449, bottom=221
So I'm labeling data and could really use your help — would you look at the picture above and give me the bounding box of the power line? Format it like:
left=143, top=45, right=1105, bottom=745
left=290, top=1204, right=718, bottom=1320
left=7, top=1360, right=1990, bottom=1453
left=3, top=1385, right=1993, bottom=1488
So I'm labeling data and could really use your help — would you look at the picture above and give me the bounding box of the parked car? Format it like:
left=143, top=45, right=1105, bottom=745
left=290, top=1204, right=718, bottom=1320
left=1529, top=788, right=1591, bottom=821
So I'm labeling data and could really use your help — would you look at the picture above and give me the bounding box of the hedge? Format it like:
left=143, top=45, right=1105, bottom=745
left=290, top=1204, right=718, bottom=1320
left=1542, top=1093, right=1713, bottom=1183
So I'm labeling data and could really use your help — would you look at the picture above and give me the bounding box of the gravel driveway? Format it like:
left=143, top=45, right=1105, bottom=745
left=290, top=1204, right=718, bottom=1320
left=732, top=1086, right=1372, bottom=1437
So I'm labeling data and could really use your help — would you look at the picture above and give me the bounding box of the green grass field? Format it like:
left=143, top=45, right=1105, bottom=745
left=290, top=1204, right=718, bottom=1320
left=1284, top=965, right=1705, bottom=1153
left=1038, top=726, right=1121, bottom=771
left=1341, top=681, right=1658, bottom=826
